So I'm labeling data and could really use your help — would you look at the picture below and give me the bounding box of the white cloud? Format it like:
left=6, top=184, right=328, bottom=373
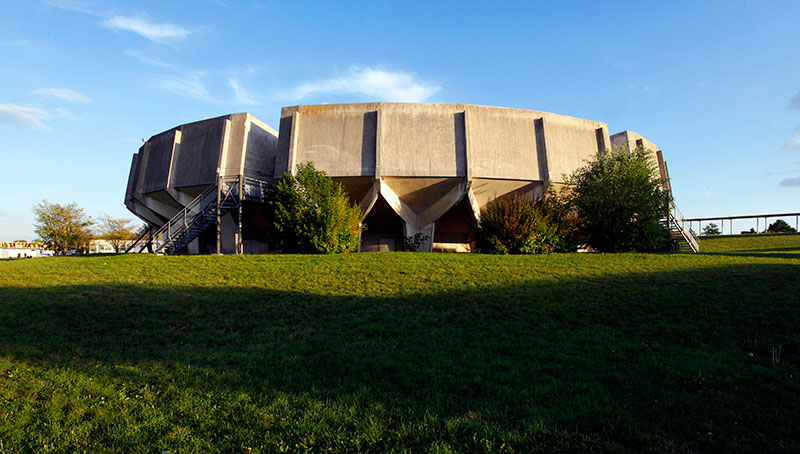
left=782, top=137, right=800, bottom=152
left=158, top=74, right=211, bottom=101
left=32, top=88, right=92, bottom=104
left=44, top=0, right=100, bottom=16
left=780, top=176, right=800, bottom=188
left=289, top=66, right=441, bottom=102
left=101, top=15, right=192, bottom=42
left=229, top=78, right=258, bottom=105
left=0, top=103, right=54, bottom=130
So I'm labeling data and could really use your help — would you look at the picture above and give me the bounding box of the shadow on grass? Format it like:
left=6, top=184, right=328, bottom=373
left=2, top=262, right=800, bottom=452
left=699, top=251, right=800, bottom=260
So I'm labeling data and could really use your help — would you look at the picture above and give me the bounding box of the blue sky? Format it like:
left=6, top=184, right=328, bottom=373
left=2, top=0, right=799, bottom=241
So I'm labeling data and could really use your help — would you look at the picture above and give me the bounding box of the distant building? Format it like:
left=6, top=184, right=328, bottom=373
left=125, top=103, right=675, bottom=254
left=88, top=239, right=139, bottom=254
left=0, top=241, right=54, bottom=258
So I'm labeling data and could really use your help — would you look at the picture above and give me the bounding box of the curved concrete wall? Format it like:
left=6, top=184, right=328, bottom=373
left=276, top=103, right=611, bottom=251
left=124, top=113, right=278, bottom=249
left=125, top=103, right=663, bottom=253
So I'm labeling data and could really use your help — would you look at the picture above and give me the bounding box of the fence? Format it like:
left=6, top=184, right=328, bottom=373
left=684, top=212, right=800, bottom=235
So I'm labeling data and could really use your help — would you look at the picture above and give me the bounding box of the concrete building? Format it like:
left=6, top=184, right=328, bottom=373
left=125, top=103, right=679, bottom=254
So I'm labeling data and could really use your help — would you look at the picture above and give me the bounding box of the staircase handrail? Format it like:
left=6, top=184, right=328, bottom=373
left=144, top=174, right=274, bottom=254
left=669, top=200, right=700, bottom=253
left=149, top=182, right=219, bottom=252
left=124, top=225, right=152, bottom=253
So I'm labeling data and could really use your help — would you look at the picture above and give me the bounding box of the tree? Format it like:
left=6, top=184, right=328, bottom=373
left=767, top=219, right=797, bottom=234
left=32, top=200, right=93, bottom=254
left=701, top=222, right=721, bottom=236
left=266, top=162, right=363, bottom=253
left=565, top=146, right=671, bottom=252
left=96, top=214, right=137, bottom=253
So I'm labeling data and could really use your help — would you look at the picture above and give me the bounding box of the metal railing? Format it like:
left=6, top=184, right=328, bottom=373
left=124, top=226, right=152, bottom=253
left=669, top=201, right=699, bottom=253
left=149, top=183, right=220, bottom=253
left=139, top=175, right=273, bottom=254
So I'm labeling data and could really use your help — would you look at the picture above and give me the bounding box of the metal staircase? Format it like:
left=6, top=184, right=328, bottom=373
left=667, top=200, right=699, bottom=253
left=127, top=175, right=271, bottom=255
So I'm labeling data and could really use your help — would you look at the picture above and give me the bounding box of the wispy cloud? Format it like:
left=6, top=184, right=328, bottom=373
left=46, top=1, right=195, bottom=44
left=789, top=90, right=800, bottom=110
left=32, top=88, right=92, bottom=104
left=782, top=137, right=800, bottom=152
left=0, top=103, right=56, bottom=130
left=158, top=73, right=211, bottom=101
left=288, top=66, right=441, bottom=102
left=44, top=0, right=101, bottom=16
left=101, top=15, right=192, bottom=42
left=124, top=49, right=174, bottom=69
left=779, top=176, right=800, bottom=188
left=1, top=38, right=30, bottom=46
left=229, top=78, right=258, bottom=105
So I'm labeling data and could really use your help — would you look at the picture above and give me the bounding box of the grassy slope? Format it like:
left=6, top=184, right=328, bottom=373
left=1, top=235, right=799, bottom=453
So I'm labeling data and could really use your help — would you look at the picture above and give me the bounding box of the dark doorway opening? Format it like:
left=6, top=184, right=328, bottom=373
left=361, top=195, right=405, bottom=252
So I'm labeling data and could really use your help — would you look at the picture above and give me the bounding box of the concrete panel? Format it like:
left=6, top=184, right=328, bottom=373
left=611, top=130, right=658, bottom=154
left=244, top=114, right=279, bottom=180
left=171, top=115, right=227, bottom=188
left=381, top=103, right=465, bottom=177
left=292, top=104, right=379, bottom=177
left=542, top=114, right=606, bottom=183
left=219, top=114, right=245, bottom=177
left=142, top=129, right=177, bottom=194
left=610, top=130, right=661, bottom=174
left=470, top=178, right=543, bottom=210
left=275, top=111, right=295, bottom=177
left=125, top=152, right=140, bottom=205
left=334, top=176, right=377, bottom=208
left=467, top=106, right=539, bottom=180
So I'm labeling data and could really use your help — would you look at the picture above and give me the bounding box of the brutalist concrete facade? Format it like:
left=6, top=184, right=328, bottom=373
left=126, top=103, right=665, bottom=253
left=125, top=113, right=278, bottom=253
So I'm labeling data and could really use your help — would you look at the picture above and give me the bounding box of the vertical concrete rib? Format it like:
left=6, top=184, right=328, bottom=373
left=166, top=130, right=180, bottom=188
left=375, top=105, right=383, bottom=179
left=217, top=117, right=232, bottom=177
left=462, top=109, right=472, bottom=182
left=240, top=117, right=252, bottom=174
left=533, top=117, right=550, bottom=181
left=595, top=127, right=606, bottom=154
left=288, top=111, right=300, bottom=175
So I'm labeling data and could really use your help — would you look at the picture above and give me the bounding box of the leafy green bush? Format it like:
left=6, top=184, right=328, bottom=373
left=566, top=146, right=671, bottom=252
left=475, top=195, right=567, bottom=254
left=768, top=219, right=797, bottom=234
left=266, top=162, right=363, bottom=253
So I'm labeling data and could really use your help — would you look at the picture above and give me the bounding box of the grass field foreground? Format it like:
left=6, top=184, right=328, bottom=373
left=1, top=234, right=799, bottom=452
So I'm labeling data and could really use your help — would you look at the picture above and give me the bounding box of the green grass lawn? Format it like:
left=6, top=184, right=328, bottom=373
left=1, top=234, right=799, bottom=453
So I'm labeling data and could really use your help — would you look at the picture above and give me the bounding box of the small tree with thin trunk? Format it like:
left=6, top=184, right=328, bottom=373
left=96, top=213, right=137, bottom=252
left=701, top=222, right=721, bottom=236
left=32, top=200, right=93, bottom=254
